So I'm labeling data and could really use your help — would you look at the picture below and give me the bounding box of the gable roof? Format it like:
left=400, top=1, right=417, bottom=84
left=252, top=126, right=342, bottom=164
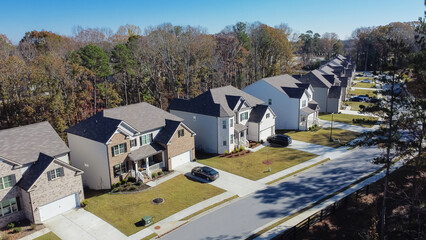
left=299, top=70, right=333, bottom=88
left=259, top=74, right=311, bottom=99
left=155, top=120, right=181, bottom=145
left=0, top=122, right=70, bottom=165
left=67, top=102, right=183, bottom=143
left=248, top=105, right=269, bottom=123
left=282, top=87, right=306, bottom=98
left=169, top=85, right=264, bottom=117
left=18, top=153, right=83, bottom=192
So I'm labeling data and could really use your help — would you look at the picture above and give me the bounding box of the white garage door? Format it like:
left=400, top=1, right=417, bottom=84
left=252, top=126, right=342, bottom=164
left=39, top=193, right=79, bottom=222
left=259, top=127, right=273, bottom=141
left=171, top=151, right=191, bottom=169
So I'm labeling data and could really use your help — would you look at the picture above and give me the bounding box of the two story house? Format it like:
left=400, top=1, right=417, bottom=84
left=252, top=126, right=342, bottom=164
left=169, top=85, right=276, bottom=154
left=0, top=122, right=84, bottom=226
left=243, top=74, right=319, bottom=131
left=299, top=69, right=342, bottom=113
left=66, top=102, right=196, bottom=190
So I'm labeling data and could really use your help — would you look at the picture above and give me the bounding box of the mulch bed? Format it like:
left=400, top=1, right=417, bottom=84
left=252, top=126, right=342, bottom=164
left=0, top=219, right=44, bottom=240
left=220, top=150, right=251, bottom=158
left=249, top=142, right=262, bottom=148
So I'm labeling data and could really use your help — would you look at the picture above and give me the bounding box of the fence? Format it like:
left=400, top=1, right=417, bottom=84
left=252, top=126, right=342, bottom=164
left=276, top=184, right=371, bottom=240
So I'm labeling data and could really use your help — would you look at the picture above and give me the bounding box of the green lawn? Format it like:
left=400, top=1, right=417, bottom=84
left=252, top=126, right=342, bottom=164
left=85, top=175, right=225, bottom=236
left=282, top=128, right=360, bottom=148
left=34, top=232, right=61, bottom=240
left=319, top=113, right=378, bottom=128
left=349, top=89, right=377, bottom=98
left=198, top=147, right=317, bottom=180
left=343, top=101, right=374, bottom=111
left=354, top=82, right=376, bottom=88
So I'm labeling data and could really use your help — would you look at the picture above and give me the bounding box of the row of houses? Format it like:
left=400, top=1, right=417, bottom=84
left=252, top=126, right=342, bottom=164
left=0, top=55, right=354, bottom=227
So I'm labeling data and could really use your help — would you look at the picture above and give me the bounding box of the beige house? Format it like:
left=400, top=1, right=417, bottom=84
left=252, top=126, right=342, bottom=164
left=0, top=122, right=84, bottom=227
left=66, top=102, right=196, bottom=190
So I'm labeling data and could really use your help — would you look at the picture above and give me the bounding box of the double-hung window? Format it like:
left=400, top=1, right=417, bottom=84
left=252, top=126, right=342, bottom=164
left=302, top=100, right=307, bottom=107
left=0, top=175, right=15, bottom=190
left=266, top=113, right=270, bottom=119
left=0, top=198, right=20, bottom=217
left=47, top=167, right=64, bottom=181
left=178, top=129, right=184, bottom=137
left=268, top=98, right=272, bottom=105
left=140, top=133, right=153, bottom=145
left=230, top=134, right=234, bottom=144
left=223, top=136, right=227, bottom=146
left=230, top=118, right=234, bottom=128
left=114, top=163, right=127, bottom=177
left=240, top=112, right=248, bottom=121
left=112, top=143, right=127, bottom=157
left=130, top=139, right=137, bottom=148
left=222, top=120, right=227, bottom=129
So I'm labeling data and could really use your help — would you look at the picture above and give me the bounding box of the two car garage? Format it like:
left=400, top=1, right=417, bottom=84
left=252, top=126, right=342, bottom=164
left=39, top=193, right=80, bottom=222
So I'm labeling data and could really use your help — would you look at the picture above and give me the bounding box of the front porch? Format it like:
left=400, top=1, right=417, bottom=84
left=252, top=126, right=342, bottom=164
left=127, top=143, right=166, bottom=182
left=234, top=124, right=249, bottom=149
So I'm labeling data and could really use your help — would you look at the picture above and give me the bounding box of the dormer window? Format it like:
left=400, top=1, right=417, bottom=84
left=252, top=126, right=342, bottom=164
left=140, top=133, right=153, bottom=145
left=268, top=99, right=272, bottom=105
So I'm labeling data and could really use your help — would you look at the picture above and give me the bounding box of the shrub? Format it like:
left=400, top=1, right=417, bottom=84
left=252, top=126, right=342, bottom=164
left=136, top=181, right=142, bottom=186
left=13, top=227, right=22, bottom=233
left=224, top=150, right=229, bottom=155
left=239, top=146, right=244, bottom=151
left=127, top=177, right=136, bottom=183
left=111, top=188, right=119, bottom=193
left=158, top=171, right=163, bottom=176
left=260, top=140, right=264, bottom=144
left=122, top=179, right=128, bottom=185
left=80, top=200, right=88, bottom=207
left=7, top=222, right=15, bottom=229
left=127, top=185, right=136, bottom=191
left=117, top=181, right=122, bottom=186
left=152, top=173, right=157, bottom=178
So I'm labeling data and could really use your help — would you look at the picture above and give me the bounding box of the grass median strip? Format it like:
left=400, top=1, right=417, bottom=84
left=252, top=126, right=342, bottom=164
left=266, top=158, right=331, bottom=185
left=34, top=232, right=61, bottom=240
left=349, top=89, right=377, bottom=98
left=140, top=233, right=158, bottom=240
left=343, top=101, right=374, bottom=111
left=85, top=174, right=225, bottom=236
left=180, top=195, right=239, bottom=221
left=281, top=128, right=360, bottom=148
left=199, top=147, right=317, bottom=180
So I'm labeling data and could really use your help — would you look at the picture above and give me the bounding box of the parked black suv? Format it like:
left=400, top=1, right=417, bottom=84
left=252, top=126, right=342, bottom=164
left=267, top=134, right=292, bottom=146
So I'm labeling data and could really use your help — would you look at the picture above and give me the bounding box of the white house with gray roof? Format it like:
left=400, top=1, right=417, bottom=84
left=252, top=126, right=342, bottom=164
left=0, top=122, right=84, bottom=226
left=169, top=85, right=276, bottom=154
left=243, top=74, right=319, bottom=131
left=66, top=102, right=196, bottom=190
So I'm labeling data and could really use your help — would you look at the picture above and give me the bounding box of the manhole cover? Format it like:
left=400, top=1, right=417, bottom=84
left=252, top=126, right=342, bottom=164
left=152, top=197, right=165, bottom=205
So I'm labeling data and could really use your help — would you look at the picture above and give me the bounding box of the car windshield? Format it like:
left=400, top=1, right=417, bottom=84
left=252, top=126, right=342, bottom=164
left=202, top=167, right=217, bottom=175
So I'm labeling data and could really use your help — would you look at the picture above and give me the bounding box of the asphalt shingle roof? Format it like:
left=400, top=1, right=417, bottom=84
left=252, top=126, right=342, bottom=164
left=127, top=143, right=165, bottom=161
left=155, top=120, right=181, bottom=145
left=300, top=70, right=332, bottom=88
left=18, top=153, right=54, bottom=191
left=66, top=102, right=183, bottom=143
left=169, top=85, right=264, bottom=117
left=0, top=122, right=70, bottom=165
left=248, top=105, right=269, bottom=123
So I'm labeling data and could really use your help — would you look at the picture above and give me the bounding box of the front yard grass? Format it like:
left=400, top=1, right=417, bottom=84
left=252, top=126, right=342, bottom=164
left=34, top=232, right=61, bottom=240
left=282, top=128, right=360, bottom=148
left=343, top=101, right=374, bottom=111
left=353, top=82, right=375, bottom=88
left=198, top=147, right=317, bottom=180
left=348, top=89, right=377, bottom=98
left=84, top=174, right=225, bottom=236
left=319, top=113, right=378, bottom=128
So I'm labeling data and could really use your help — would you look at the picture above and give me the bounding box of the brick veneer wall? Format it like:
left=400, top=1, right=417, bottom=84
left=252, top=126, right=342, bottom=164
left=106, top=133, right=130, bottom=185
left=165, top=124, right=195, bottom=170
left=28, top=161, right=84, bottom=224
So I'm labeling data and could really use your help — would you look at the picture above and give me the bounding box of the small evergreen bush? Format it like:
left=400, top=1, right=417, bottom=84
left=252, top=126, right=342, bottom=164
left=13, top=227, right=22, bottom=233
left=6, top=222, right=15, bottom=229
left=80, top=200, right=88, bottom=207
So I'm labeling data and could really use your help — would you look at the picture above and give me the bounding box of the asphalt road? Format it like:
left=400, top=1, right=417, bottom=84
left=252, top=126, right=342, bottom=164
left=160, top=146, right=384, bottom=240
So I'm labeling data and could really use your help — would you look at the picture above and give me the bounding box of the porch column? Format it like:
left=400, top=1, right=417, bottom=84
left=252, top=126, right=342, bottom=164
left=145, top=157, right=151, bottom=178
left=135, top=161, right=138, bottom=173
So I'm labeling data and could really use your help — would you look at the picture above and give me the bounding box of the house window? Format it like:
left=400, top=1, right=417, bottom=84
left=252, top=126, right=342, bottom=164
left=240, top=131, right=245, bottom=137
left=130, top=139, right=137, bottom=148
left=0, top=198, right=19, bottom=217
left=223, top=136, right=227, bottom=146
left=240, top=112, right=248, bottom=121
left=112, top=143, right=127, bottom=157
left=0, top=175, right=15, bottom=190
left=222, top=120, right=227, bottom=129
left=178, top=129, right=184, bottom=137
left=266, top=113, right=270, bottom=119
left=230, top=134, right=234, bottom=144
left=140, top=133, right=153, bottom=146
left=113, top=163, right=127, bottom=177
left=47, top=167, right=64, bottom=181
left=230, top=118, right=234, bottom=128
left=268, top=98, right=272, bottom=105
left=302, top=100, right=307, bottom=107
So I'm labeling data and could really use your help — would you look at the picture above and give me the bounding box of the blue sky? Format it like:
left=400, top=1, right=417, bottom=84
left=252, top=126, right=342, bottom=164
left=0, top=0, right=423, bottom=44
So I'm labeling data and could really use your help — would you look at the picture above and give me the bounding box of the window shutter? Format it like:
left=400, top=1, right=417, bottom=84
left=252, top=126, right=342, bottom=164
left=11, top=174, right=16, bottom=185
left=47, top=171, right=52, bottom=181
left=59, top=167, right=65, bottom=177
left=124, top=143, right=127, bottom=153
left=111, top=146, right=115, bottom=157
left=16, top=197, right=21, bottom=211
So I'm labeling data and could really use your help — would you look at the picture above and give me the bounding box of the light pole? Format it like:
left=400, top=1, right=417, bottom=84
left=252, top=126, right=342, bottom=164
left=329, top=113, right=334, bottom=141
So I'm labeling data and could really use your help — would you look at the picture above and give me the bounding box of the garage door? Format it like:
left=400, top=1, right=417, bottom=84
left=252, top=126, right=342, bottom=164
left=171, top=150, right=191, bottom=169
left=259, top=127, right=273, bottom=141
left=39, top=193, right=79, bottom=222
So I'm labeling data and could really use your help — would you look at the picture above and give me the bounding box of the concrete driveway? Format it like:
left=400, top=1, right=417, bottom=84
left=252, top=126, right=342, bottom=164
left=174, top=162, right=265, bottom=197
left=44, top=208, right=127, bottom=240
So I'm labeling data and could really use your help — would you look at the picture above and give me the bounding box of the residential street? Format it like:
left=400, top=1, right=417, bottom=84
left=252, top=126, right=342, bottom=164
left=160, top=146, right=384, bottom=240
